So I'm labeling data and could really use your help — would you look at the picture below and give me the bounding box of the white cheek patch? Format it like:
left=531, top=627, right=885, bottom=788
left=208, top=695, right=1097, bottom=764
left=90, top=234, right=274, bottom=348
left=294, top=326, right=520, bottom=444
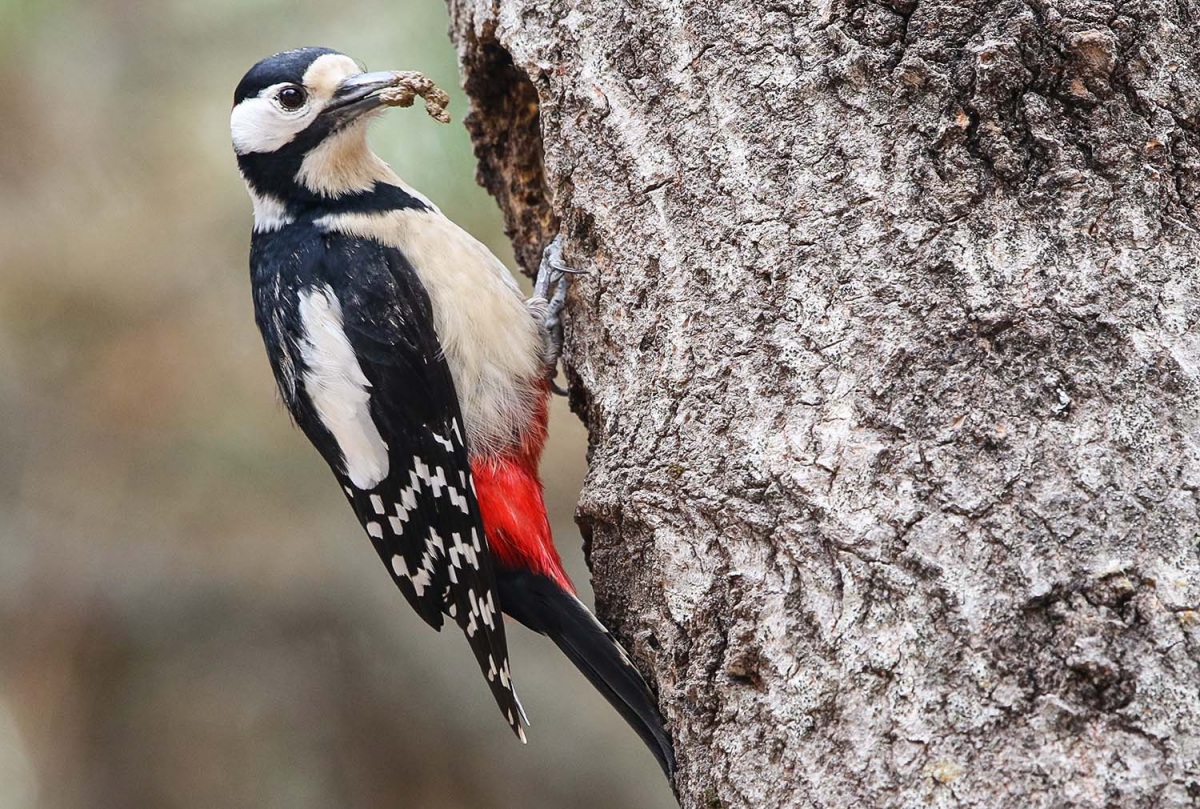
left=230, top=86, right=319, bottom=155
left=298, top=285, right=390, bottom=488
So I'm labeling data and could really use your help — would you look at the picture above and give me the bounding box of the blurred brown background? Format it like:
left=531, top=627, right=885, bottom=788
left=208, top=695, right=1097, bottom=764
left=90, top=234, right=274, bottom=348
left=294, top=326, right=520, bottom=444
left=0, top=1, right=675, bottom=806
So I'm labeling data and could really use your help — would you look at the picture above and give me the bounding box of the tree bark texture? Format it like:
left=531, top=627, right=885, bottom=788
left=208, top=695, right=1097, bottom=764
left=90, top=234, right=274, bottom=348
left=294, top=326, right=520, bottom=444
left=445, top=1, right=1200, bottom=806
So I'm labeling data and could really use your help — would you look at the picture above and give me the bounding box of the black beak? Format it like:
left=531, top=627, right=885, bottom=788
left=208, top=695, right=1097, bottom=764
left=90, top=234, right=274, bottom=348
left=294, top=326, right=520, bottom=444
left=322, top=71, right=401, bottom=124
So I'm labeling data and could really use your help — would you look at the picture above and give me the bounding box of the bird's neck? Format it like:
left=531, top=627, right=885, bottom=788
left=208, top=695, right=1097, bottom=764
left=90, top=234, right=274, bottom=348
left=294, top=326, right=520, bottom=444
left=294, top=125, right=398, bottom=199
left=241, top=126, right=433, bottom=232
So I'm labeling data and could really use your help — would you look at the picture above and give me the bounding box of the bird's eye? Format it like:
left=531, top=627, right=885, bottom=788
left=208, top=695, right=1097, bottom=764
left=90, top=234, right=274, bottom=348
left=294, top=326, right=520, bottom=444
left=277, top=86, right=307, bottom=111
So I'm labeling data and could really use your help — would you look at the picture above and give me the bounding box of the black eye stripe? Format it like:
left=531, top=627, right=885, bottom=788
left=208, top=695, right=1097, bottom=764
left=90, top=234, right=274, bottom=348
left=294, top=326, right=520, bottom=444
left=277, top=86, right=307, bottom=110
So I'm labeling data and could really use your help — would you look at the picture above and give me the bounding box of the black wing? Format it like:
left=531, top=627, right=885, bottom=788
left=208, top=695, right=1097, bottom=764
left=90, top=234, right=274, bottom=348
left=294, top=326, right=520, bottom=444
left=301, top=233, right=525, bottom=738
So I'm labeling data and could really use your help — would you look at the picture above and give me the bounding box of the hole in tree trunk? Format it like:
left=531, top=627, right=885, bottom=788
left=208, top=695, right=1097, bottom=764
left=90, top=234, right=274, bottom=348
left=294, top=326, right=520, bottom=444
left=459, top=35, right=558, bottom=276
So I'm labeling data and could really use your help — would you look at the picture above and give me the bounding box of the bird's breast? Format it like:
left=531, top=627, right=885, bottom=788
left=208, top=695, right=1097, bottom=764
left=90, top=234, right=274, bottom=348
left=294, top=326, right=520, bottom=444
left=317, top=209, right=545, bottom=456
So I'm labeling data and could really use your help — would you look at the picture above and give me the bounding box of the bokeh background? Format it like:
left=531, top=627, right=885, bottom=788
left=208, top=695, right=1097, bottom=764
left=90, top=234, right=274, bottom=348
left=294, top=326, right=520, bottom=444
left=0, top=2, right=675, bottom=806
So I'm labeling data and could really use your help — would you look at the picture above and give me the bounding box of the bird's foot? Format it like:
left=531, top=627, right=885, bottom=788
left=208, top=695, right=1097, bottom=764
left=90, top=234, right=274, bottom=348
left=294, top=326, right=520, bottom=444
left=532, top=235, right=585, bottom=396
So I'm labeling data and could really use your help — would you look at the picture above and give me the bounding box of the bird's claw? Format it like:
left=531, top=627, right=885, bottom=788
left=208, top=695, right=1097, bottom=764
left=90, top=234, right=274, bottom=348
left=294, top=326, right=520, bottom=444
left=534, top=235, right=583, bottom=297
left=533, top=235, right=581, bottom=395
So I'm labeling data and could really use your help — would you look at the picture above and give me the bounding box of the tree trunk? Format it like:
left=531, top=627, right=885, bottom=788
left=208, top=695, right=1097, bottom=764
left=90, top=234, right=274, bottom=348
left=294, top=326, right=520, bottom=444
left=445, top=1, right=1200, bottom=806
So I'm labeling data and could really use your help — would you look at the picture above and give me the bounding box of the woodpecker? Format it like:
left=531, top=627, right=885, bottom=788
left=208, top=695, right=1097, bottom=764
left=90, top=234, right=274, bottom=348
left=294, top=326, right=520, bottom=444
left=230, top=47, right=675, bottom=778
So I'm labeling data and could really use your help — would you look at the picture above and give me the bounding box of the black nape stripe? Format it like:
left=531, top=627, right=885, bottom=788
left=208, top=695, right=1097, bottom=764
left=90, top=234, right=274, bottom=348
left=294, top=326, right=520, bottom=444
left=239, top=138, right=431, bottom=218
left=254, top=180, right=431, bottom=219
left=237, top=118, right=431, bottom=218
left=321, top=182, right=431, bottom=216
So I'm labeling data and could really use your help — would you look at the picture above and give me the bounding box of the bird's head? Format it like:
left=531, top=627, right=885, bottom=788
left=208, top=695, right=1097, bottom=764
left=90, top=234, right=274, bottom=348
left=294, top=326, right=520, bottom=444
left=231, top=47, right=407, bottom=210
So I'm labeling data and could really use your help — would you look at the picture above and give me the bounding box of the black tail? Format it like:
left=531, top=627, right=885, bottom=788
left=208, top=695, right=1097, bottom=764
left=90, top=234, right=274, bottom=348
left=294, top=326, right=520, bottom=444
left=497, top=570, right=677, bottom=780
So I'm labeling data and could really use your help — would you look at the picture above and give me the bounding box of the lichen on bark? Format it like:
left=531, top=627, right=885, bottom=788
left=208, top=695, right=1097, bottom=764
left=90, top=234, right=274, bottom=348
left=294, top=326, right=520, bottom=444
left=446, top=0, right=1200, bottom=806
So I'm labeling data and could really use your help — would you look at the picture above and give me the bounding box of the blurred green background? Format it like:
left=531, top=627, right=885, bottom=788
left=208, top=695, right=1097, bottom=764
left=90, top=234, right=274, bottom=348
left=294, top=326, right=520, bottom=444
left=0, top=1, right=674, bottom=807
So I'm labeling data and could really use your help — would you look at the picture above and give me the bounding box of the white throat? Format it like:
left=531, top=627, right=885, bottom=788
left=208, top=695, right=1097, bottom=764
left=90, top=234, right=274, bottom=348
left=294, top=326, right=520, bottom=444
left=296, top=123, right=394, bottom=198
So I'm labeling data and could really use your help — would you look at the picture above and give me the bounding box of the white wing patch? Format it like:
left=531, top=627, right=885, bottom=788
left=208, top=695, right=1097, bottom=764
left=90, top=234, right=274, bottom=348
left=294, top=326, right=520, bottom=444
left=298, top=285, right=390, bottom=488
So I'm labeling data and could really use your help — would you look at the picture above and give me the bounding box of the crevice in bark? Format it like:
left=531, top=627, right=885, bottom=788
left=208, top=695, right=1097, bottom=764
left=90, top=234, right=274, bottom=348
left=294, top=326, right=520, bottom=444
left=456, top=27, right=558, bottom=276
left=452, top=24, right=603, bottom=465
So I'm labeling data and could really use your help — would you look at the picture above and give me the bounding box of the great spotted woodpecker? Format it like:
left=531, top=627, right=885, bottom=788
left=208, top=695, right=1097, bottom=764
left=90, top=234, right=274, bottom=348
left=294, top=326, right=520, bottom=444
left=230, top=48, right=675, bottom=779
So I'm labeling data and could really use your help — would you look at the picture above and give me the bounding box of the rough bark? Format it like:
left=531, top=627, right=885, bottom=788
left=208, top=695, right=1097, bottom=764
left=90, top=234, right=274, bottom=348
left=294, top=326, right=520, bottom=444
left=445, top=1, right=1200, bottom=807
